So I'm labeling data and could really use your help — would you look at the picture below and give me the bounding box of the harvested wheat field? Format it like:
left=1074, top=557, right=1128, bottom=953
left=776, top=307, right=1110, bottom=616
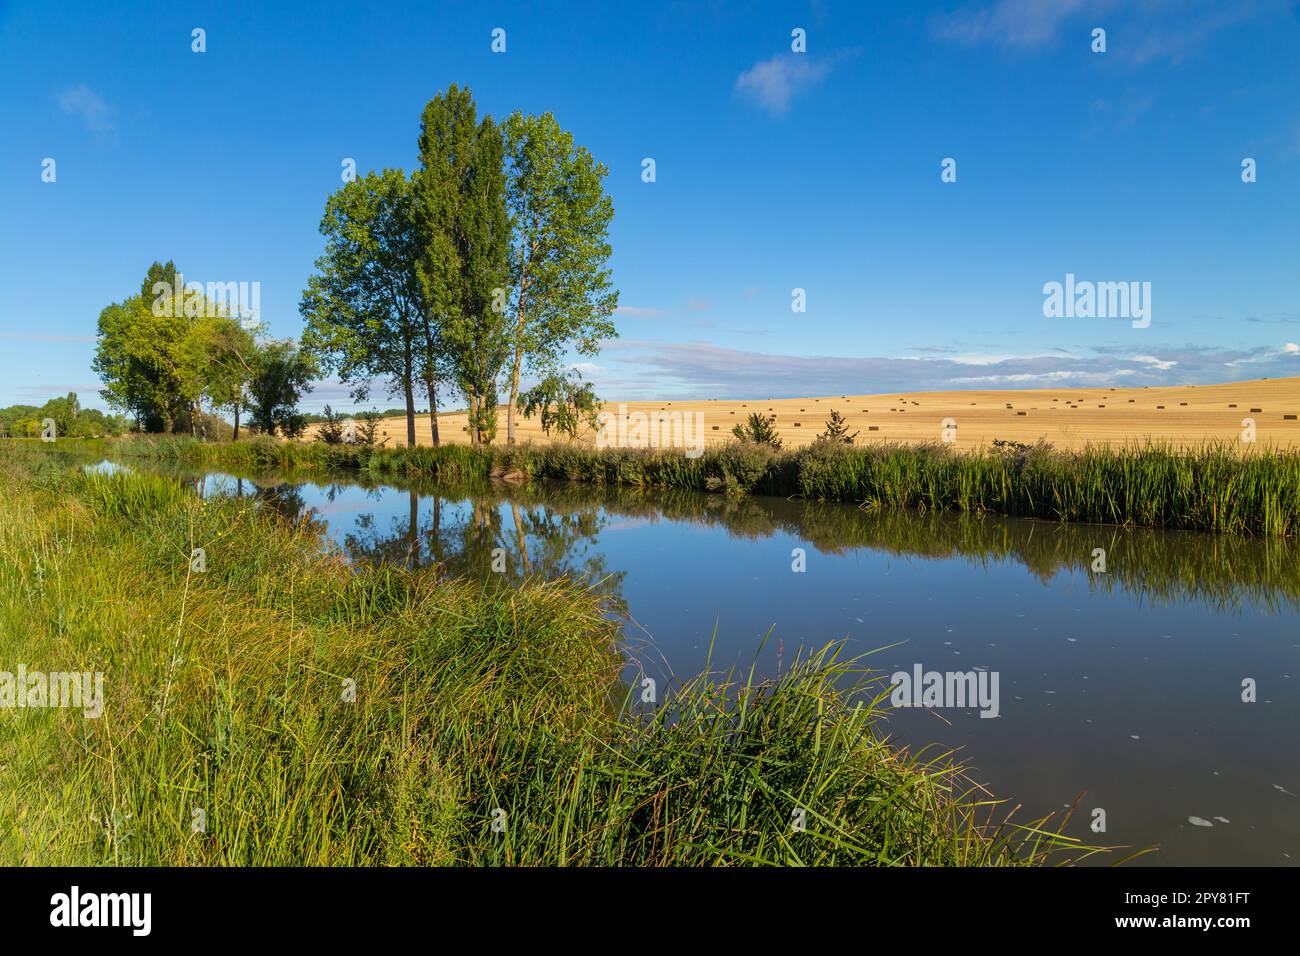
left=307, top=376, right=1300, bottom=452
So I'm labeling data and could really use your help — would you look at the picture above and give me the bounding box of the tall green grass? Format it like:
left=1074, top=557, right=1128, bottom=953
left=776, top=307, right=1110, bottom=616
left=106, top=434, right=1300, bottom=535
left=0, top=451, right=1096, bottom=865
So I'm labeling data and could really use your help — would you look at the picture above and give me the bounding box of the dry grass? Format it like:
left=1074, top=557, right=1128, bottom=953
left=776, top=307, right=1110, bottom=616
left=312, top=376, right=1300, bottom=452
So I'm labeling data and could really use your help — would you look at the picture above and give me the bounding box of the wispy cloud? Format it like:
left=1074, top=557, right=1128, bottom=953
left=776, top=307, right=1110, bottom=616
left=931, top=0, right=1272, bottom=63
left=0, top=331, right=97, bottom=343
left=1089, top=89, right=1156, bottom=135
left=594, top=340, right=1298, bottom=399
left=615, top=306, right=672, bottom=318
left=1127, top=3, right=1263, bottom=65
left=1132, top=353, right=1177, bottom=371
left=734, top=54, right=833, bottom=115
left=12, top=384, right=105, bottom=400
left=931, top=0, right=1090, bottom=51
left=57, top=83, right=115, bottom=135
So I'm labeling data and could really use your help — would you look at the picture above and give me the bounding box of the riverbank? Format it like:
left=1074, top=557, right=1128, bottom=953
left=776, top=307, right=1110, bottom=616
left=107, top=433, right=1300, bottom=536
left=0, top=446, right=1085, bottom=865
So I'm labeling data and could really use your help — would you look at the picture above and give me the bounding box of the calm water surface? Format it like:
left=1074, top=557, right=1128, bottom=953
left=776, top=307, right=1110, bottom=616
left=103, top=461, right=1300, bottom=866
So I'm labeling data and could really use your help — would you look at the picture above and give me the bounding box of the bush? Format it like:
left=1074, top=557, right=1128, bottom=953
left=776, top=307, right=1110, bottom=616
left=732, top=412, right=782, bottom=449
left=818, top=409, right=859, bottom=445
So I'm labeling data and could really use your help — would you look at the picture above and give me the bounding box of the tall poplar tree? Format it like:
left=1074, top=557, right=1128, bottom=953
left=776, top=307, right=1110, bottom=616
left=414, top=85, right=510, bottom=445
left=500, top=111, right=618, bottom=444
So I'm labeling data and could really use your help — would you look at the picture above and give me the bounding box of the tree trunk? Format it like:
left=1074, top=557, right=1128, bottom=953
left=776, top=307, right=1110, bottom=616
left=426, top=379, right=439, bottom=446
left=468, top=390, right=479, bottom=446
left=508, top=342, right=523, bottom=445
left=507, top=266, right=531, bottom=445
left=232, top=397, right=241, bottom=441
left=404, top=380, right=416, bottom=446
left=403, top=345, right=417, bottom=447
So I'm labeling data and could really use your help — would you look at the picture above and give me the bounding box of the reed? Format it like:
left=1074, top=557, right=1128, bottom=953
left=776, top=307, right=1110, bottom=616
left=99, top=433, right=1300, bottom=535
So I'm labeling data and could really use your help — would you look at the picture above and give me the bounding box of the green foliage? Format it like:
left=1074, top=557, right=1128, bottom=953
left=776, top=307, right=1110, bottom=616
left=356, top=410, right=384, bottom=446
left=184, top=315, right=257, bottom=438
left=818, top=409, right=859, bottom=445
left=300, top=169, right=428, bottom=446
left=732, top=412, right=784, bottom=449
left=94, top=262, right=308, bottom=438
left=499, top=111, right=619, bottom=443
left=414, top=85, right=511, bottom=446
left=517, top=370, right=600, bottom=440
left=140, top=259, right=179, bottom=300
left=313, top=407, right=384, bottom=447
left=247, top=340, right=317, bottom=437
left=0, top=394, right=130, bottom=439
left=93, top=265, right=195, bottom=431
left=314, top=404, right=348, bottom=444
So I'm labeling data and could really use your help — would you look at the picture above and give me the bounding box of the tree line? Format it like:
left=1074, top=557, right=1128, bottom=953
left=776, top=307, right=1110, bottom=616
left=0, top=393, right=129, bottom=439
left=91, top=85, right=618, bottom=446
left=93, top=260, right=317, bottom=438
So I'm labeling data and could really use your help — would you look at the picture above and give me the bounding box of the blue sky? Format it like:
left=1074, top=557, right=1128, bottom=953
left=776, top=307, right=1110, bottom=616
left=3, top=0, right=1299, bottom=412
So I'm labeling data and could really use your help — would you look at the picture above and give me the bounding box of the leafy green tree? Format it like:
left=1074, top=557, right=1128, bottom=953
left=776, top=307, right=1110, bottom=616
left=69, top=406, right=129, bottom=437
left=95, top=261, right=244, bottom=434
left=247, top=339, right=317, bottom=437
left=38, top=392, right=80, bottom=437
left=517, top=370, right=600, bottom=440
left=301, top=170, right=426, bottom=446
left=414, top=85, right=511, bottom=445
left=500, top=111, right=619, bottom=444
left=94, top=271, right=193, bottom=431
left=0, top=404, right=39, bottom=438
left=182, top=315, right=257, bottom=439
left=141, top=260, right=179, bottom=302
left=0, top=395, right=130, bottom=438
left=732, top=412, right=783, bottom=449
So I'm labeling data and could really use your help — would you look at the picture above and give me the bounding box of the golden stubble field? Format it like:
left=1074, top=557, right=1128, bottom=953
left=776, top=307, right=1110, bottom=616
left=305, top=376, right=1300, bottom=452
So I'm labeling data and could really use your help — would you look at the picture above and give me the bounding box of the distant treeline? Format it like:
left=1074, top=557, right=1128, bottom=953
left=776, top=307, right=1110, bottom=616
left=0, top=393, right=130, bottom=439
left=298, top=406, right=467, bottom=424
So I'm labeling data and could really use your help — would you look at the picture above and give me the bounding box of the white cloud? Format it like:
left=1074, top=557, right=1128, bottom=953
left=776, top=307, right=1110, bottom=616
left=594, top=340, right=1297, bottom=399
left=615, top=306, right=671, bottom=318
left=931, top=0, right=1089, bottom=50
left=57, top=83, right=115, bottom=134
left=931, top=0, right=1269, bottom=62
left=0, top=332, right=97, bottom=343
left=734, top=54, right=832, bottom=115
